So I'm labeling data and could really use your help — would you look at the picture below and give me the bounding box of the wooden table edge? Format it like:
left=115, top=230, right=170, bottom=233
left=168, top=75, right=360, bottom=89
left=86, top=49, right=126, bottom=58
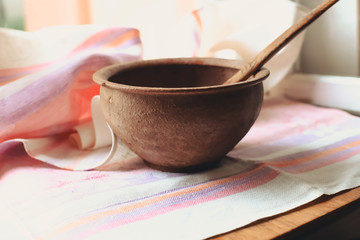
left=209, top=186, right=360, bottom=240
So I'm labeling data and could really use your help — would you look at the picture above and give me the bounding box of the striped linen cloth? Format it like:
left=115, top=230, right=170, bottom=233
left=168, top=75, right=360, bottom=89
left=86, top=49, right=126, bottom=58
left=1, top=97, right=360, bottom=240
left=0, top=25, right=142, bottom=143
left=0, top=25, right=142, bottom=170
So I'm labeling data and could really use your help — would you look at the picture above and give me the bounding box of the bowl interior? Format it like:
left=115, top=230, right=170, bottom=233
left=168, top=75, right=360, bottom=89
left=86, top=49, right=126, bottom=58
left=108, top=63, right=238, bottom=88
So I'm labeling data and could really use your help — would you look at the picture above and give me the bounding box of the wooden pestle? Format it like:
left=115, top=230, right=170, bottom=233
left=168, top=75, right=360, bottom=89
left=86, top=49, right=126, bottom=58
left=223, top=0, right=340, bottom=85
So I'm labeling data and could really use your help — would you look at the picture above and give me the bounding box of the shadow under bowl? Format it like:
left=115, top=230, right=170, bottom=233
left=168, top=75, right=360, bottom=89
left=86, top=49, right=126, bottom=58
left=93, top=57, right=269, bottom=172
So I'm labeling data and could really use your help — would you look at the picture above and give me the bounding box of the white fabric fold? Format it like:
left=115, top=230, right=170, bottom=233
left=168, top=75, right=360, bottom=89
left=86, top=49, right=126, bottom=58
left=69, top=96, right=113, bottom=150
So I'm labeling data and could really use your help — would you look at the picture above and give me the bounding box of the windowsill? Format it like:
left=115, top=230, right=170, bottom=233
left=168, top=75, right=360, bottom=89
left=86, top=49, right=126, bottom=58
left=269, top=73, right=360, bottom=116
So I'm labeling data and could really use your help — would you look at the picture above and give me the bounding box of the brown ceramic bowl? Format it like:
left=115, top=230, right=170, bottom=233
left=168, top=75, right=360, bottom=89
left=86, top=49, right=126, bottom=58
left=93, top=58, right=269, bottom=172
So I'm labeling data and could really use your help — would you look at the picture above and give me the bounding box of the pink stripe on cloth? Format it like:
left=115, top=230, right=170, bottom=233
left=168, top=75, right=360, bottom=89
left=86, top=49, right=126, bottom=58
left=278, top=144, right=360, bottom=174
left=231, top=98, right=354, bottom=158
left=72, top=167, right=278, bottom=239
left=0, top=27, right=141, bottom=86
left=191, top=9, right=203, bottom=56
left=68, top=28, right=140, bottom=55
left=0, top=62, right=53, bottom=85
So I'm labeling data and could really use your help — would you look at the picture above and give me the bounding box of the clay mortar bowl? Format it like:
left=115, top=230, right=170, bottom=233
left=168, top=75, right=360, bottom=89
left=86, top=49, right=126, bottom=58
left=93, top=58, right=269, bottom=172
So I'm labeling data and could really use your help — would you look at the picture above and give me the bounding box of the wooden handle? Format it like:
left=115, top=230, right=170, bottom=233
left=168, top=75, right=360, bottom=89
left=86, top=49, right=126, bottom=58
left=223, top=0, right=340, bottom=85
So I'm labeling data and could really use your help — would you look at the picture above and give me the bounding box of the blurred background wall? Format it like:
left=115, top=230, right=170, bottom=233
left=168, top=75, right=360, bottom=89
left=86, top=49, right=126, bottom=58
left=0, top=0, right=359, bottom=77
left=0, top=0, right=24, bottom=30
left=293, top=0, right=359, bottom=76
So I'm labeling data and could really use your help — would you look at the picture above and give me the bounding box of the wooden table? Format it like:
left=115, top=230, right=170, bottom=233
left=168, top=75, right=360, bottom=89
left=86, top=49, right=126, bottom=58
left=210, top=187, right=360, bottom=240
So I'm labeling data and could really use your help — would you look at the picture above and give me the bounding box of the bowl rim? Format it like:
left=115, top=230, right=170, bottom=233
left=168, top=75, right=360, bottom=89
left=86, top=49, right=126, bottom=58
left=93, top=57, right=269, bottom=94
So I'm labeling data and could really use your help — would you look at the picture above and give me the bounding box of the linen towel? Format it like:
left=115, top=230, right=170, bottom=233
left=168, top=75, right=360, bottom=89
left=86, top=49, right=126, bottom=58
left=0, top=25, right=142, bottom=170
left=1, top=97, right=359, bottom=240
